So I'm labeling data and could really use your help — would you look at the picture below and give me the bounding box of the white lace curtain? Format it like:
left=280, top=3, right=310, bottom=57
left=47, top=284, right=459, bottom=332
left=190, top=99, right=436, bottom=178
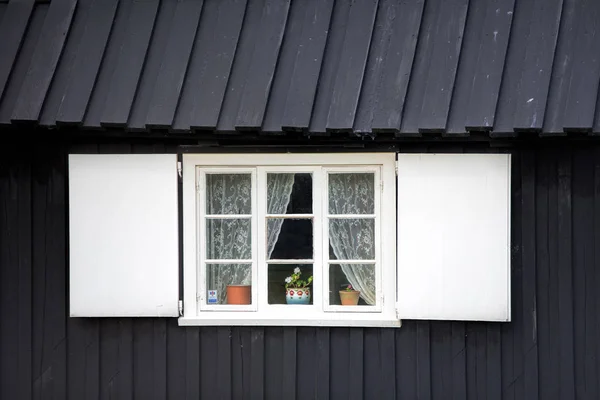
left=206, top=173, right=295, bottom=304
left=205, top=171, right=375, bottom=305
left=328, top=173, right=377, bottom=305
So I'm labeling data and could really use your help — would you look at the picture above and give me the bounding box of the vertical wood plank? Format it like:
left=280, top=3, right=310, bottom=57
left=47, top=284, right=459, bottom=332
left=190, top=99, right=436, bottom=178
left=486, top=325, right=502, bottom=400
left=451, top=323, right=466, bottom=399
left=166, top=319, right=186, bottom=399
left=280, top=0, right=333, bottom=131
left=234, top=0, right=291, bottom=130
left=562, top=0, right=600, bottom=131
left=185, top=328, right=200, bottom=398
left=145, top=0, right=204, bottom=129
left=593, top=148, right=600, bottom=400
left=249, top=327, right=265, bottom=399
left=464, top=0, right=515, bottom=131
left=572, top=148, right=596, bottom=398
left=325, top=0, right=378, bottom=132
left=512, top=0, right=564, bottom=131
left=521, top=150, right=539, bottom=399
left=172, top=0, right=247, bottom=131
left=199, top=328, right=218, bottom=398
left=315, top=328, right=330, bottom=399
left=100, top=0, right=159, bottom=127
left=369, top=0, right=424, bottom=133
left=217, top=327, right=232, bottom=400
left=536, top=150, right=557, bottom=399
left=231, top=328, right=252, bottom=399
left=0, top=0, right=35, bottom=103
left=347, top=329, right=363, bottom=400
left=282, top=328, right=297, bottom=400
left=10, top=0, right=77, bottom=123
left=417, top=0, right=468, bottom=133
left=396, top=324, right=418, bottom=398
left=557, top=150, right=576, bottom=398
left=329, top=328, right=349, bottom=398
left=31, top=150, right=67, bottom=399
left=56, top=0, right=119, bottom=125
left=264, top=327, right=283, bottom=399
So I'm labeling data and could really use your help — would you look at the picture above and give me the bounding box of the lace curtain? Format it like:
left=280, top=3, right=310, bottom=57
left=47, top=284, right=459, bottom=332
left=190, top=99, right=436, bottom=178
left=328, top=173, right=377, bottom=305
left=206, top=173, right=294, bottom=304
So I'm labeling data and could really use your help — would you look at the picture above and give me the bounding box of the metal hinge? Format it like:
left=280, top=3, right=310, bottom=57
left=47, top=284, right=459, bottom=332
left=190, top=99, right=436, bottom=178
left=177, top=161, right=182, bottom=179
left=395, top=163, right=398, bottom=176
left=178, top=300, right=183, bottom=316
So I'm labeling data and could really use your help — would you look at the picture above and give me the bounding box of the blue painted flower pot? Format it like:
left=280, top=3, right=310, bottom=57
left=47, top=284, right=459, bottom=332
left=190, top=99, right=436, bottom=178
left=286, top=288, right=311, bottom=304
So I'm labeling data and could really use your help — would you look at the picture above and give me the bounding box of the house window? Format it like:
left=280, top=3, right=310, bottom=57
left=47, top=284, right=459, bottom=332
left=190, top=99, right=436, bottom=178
left=181, top=153, right=398, bottom=326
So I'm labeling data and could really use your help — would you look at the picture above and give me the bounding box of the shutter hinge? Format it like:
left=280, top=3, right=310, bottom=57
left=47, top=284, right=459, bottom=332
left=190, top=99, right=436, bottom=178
left=178, top=300, right=183, bottom=316
left=395, top=163, right=398, bottom=176
left=177, top=161, right=182, bottom=179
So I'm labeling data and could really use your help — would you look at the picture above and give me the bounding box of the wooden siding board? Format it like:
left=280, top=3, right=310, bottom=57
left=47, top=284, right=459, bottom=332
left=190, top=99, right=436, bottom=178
left=0, top=0, right=34, bottom=104
left=520, top=150, right=540, bottom=399
left=133, top=320, right=155, bottom=399
left=172, top=0, right=247, bottom=131
left=348, top=329, right=364, bottom=400
left=249, top=327, right=265, bottom=399
left=396, top=324, right=418, bottom=398
left=536, top=151, right=557, bottom=399
left=217, top=327, right=233, bottom=400
left=280, top=0, right=333, bottom=131
left=451, top=323, right=466, bottom=399
left=126, top=0, right=177, bottom=131
left=562, top=0, right=600, bottom=131
left=184, top=328, right=200, bottom=398
left=307, top=0, right=350, bottom=134
left=594, top=149, right=600, bottom=398
left=31, top=152, right=67, bottom=399
left=261, top=0, right=306, bottom=134
left=464, top=0, right=515, bottom=131
left=235, top=0, right=291, bottom=130
left=99, top=0, right=159, bottom=128
left=153, top=320, right=168, bottom=400
left=199, top=328, right=217, bottom=397
left=315, top=328, right=330, bottom=399
left=417, top=0, right=468, bottom=133
left=329, top=329, right=350, bottom=398
left=325, top=0, right=378, bottom=132
left=557, top=151, right=576, bottom=399
left=56, top=0, right=119, bottom=125
left=512, top=0, right=564, bottom=132
left=231, top=327, right=252, bottom=399
left=145, top=0, right=203, bottom=129
left=573, top=149, right=597, bottom=398
left=166, top=320, right=186, bottom=400
left=10, top=0, right=77, bottom=123
left=264, top=328, right=284, bottom=399
left=369, top=0, right=423, bottom=133
left=215, top=0, right=264, bottom=132
left=282, top=328, right=297, bottom=400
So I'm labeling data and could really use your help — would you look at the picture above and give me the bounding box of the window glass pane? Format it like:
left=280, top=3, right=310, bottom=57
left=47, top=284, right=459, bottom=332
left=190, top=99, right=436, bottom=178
left=268, top=264, right=313, bottom=305
left=267, top=173, right=312, bottom=214
left=205, top=264, right=252, bottom=305
left=329, top=219, right=374, bottom=259
left=329, top=264, right=375, bottom=306
left=207, top=218, right=251, bottom=259
left=268, top=218, right=313, bottom=259
left=206, top=173, right=251, bottom=214
left=328, top=173, right=374, bottom=214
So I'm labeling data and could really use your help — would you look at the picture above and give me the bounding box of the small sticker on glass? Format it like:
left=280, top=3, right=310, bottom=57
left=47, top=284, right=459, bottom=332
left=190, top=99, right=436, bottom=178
left=207, top=290, right=218, bottom=304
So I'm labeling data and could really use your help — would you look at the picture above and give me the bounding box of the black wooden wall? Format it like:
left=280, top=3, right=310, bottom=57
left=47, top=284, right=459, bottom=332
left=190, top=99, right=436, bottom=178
left=1, top=141, right=599, bottom=399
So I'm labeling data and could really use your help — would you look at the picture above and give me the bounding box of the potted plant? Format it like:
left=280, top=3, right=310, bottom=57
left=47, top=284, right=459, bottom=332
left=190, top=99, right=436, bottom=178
left=339, top=284, right=360, bottom=305
left=284, top=266, right=313, bottom=304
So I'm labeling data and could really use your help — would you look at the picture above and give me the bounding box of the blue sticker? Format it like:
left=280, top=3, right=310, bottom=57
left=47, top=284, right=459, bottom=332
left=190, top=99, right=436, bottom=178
left=207, top=290, right=218, bottom=304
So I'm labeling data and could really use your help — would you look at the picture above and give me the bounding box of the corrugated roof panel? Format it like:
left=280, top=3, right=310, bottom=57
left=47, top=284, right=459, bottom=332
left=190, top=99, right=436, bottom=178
left=99, top=0, right=159, bottom=128
left=55, top=0, right=119, bottom=126
left=0, top=0, right=34, bottom=106
left=145, top=0, right=204, bottom=130
left=172, top=0, right=247, bottom=131
left=0, top=2, right=47, bottom=125
left=1, top=0, right=600, bottom=137
left=126, top=0, right=177, bottom=131
left=10, top=0, right=77, bottom=123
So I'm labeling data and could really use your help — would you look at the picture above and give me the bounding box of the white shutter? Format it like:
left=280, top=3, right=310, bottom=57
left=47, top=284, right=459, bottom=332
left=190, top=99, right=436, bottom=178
left=396, top=153, right=511, bottom=321
left=68, top=154, right=179, bottom=317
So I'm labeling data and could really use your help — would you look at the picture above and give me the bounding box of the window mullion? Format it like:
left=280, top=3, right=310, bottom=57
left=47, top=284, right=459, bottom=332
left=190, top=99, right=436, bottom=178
left=256, top=167, right=267, bottom=310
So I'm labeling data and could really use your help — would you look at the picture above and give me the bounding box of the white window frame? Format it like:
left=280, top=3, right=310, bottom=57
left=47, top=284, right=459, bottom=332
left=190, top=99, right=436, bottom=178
left=180, top=153, right=399, bottom=327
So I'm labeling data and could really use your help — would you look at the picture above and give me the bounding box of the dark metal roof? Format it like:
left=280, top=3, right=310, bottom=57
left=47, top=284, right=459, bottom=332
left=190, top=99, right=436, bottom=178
left=0, top=0, right=598, bottom=137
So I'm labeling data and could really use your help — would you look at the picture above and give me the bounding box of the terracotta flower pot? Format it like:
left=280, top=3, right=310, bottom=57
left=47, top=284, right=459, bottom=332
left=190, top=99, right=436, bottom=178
left=226, top=285, right=251, bottom=304
left=339, top=290, right=360, bottom=305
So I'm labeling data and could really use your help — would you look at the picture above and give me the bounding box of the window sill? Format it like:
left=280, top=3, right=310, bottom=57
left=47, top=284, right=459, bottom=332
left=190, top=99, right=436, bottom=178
left=178, top=313, right=402, bottom=328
